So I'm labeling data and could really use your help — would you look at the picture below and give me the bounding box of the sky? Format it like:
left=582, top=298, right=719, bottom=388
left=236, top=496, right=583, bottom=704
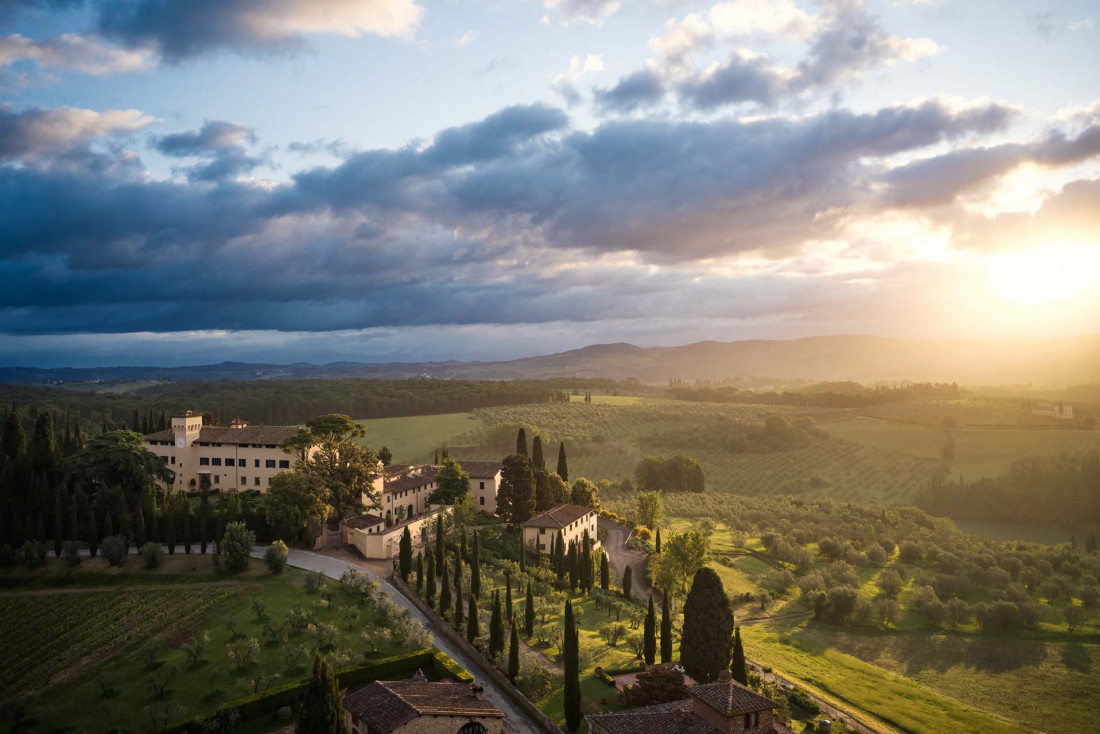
left=1, top=0, right=1099, bottom=368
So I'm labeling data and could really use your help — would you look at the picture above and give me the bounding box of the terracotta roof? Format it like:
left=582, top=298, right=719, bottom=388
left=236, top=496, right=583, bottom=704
left=384, top=466, right=440, bottom=494
left=344, top=680, right=502, bottom=733
left=588, top=699, right=711, bottom=734
left=689, top=679, right=778, bottom=717
left=454, top=461, right=502, bottom=478
left=142, top=425, right=299, bottom=446
left=523, top=504, right=594, bottom=529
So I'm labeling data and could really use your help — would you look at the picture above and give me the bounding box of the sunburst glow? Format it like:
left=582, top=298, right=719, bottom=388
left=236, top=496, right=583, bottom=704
left=986, top=242, right=1100, bottom=306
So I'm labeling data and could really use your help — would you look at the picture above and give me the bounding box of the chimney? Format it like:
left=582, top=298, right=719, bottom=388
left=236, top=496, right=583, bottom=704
left=469, top=681, right=484, bottom=701
left=718, top=670, right=732, bottom=683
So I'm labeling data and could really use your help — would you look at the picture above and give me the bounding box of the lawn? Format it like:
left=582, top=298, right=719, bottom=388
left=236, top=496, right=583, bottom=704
left=822, top=416, right=1100, bottom=482
left=13, top=559, right=431, bottom=733
left=354, top=412, right=482, bottom=463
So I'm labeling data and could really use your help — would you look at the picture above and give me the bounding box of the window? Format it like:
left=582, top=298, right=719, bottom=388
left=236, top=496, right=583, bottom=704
left=279, top=460, right=290, bottom=469
left=268, top=476, right=273, bottom=486
left=240, top=476, right=247, bottom=485
left=254, top=459, right=260, bottom=468
left=238, top=458, right=246, bottom=467
left=213, top=475, right=220, bottom=485
left=255, top=477, right=260, bottom=486
left=252, top=444, right=263, bottom=448
left=213, top=457, right=222, bottom=466
left=265, top=444, right=276, bottom=449
left=479, top=496, right=485, bottom=506
left=199, top=457, right=210, bottom=466
left=479, top=481, right=485, bottom=490
left=539, top=528, right=545, bottom=535
left=170, top=456, right=175, bottom=465
left=266, top=459, right=276, bottom=468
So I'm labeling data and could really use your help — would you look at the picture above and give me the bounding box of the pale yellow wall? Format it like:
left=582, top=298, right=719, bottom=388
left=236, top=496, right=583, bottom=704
left=347, top=510, right=441, bottom=559
left=470, top=471, right=500, bottom=514
left=524, top=511, right=599, bottom=555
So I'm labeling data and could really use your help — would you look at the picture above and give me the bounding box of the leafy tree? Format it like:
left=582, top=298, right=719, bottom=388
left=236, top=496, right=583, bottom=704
left=297, top=656, right=347, bottom=734
left=399, top=527, right=412, bottom=582
left=636, top=491, right=663, bottom=530
left=429, top=458, right=470, bottom=505
left=680, top=568, right=733, bottom=683
left=730, top=626, right=747, bottom=685
left=569, top=478, right=600, bottom=510
left=508, top=619, right=520, bottom=680
left=622, top=565, right=633, bottom=599
left=660, top=592, right=673, bottom=663
left=222, top=522, right=255, bottom=574
left=634, top=455, right=705, bottom=494
left=1064, top=604, right=1086, bottom=631
left=878, top=569, right=904, bottom=598
left=643, top=597, right=656, bottom=665
left=69, top=430, right=174, bottom=498
left=265, top=540, right=288, bottom=574
left=557, top=441, right=568, bottom=482
left=101, top=534, right=127, bottom=566
left=620, top=664, right=688, bottom=708
left=378, top=446, right=393, bottom=466
left=141, top=541, right=163, bottom=569
left=282, top=415, right=379, bottom=523
left=263, top=471, right=329, bottom=544
left=661, top=530, right=711, bottom=597
left=563, top=600, right=581, bottom=731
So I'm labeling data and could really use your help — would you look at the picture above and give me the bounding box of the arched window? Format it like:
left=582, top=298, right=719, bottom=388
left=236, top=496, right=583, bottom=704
left=457, top=723, right=487, bottom=734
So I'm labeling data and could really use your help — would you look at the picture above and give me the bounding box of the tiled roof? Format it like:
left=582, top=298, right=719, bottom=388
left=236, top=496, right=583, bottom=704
left=142, top=425, right=299, bottom=446
left=454, top=461, right=502, bottom=478
left=344, top=680, right=502, bottom=733
left=523, top=503, right=594, bottom=529
left=689, top=679, right=778, bottom=716
left=345, top=514, right=384, bottom=529
left=588, top=699, right=711, bottom=734
left=384, top=466, right=440, bottom=494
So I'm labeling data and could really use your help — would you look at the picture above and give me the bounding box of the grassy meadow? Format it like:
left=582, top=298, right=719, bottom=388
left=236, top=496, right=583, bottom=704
left=354, top=412, right=481, bottom=463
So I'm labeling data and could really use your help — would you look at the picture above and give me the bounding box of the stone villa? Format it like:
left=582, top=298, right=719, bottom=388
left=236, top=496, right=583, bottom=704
left=522, top=504, right=600, bottom=555
left=344, top=671, right=504, bottom=734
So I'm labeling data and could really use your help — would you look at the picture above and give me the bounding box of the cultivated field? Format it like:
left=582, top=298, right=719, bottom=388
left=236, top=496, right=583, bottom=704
left=355, top=412, right=481, bottom=463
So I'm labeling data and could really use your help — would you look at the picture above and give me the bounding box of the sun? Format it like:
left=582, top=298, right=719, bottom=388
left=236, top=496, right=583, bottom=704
left=986, top=242, right=1100, bottom=306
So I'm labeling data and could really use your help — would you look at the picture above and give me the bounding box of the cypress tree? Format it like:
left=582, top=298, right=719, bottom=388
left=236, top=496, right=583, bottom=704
left=435, top=514, right=444, bottom=566
left=426, top=550, right=436, bottom=609
left=600, top=552, right=610, bottom=590
left=524, top=581, right=535, bottom=637
left=103, top=509, right=113, bottom=541
left=554, top=530, right=566, bottom=580
left=35, top=513, right=46, bottom=545
left=453, top=547, right=462, bottom=588
left=134, top=501, right=146, bottom=548
left=656, top=527, right=662, bottom=554
left=198, top=488, right=209, bottom=554
left=460, top=526, right=468, bottom=563
left=568, top=540, right=578, bottom=592
left=399, top=527, right=413, bottom=582
left=467, top=595, right=479, bottom=644
left=2, top=410, right=27, bottom=464
left=516, top=428, right=528, bottom=456
left=489, top=590, right=504, bottom=659
left=440, top=555, right=452, bottom=617
left=532, top=436, right=544, bottom=471
left=416, top=551, right=424, bottom=594
left=622, top=565, right=633, bottom=599
left=505, top=576, right=513, bottom=621
left=298, top=655, right=348, bottom=734
left=508, top=618, right=520, bottom=681
left=471, top=531, right=482, bottom=598
left=644, top=597, right=657, bottom=665
left=165, top=510, right=176, bottom=554
left=68, top=500, right=78, bottom=545
left=557, top=441, right=568, bottom=482
left=680, top=568, right=734, bottom=683
left=563, top=600, right=581, bottom=731
left=453, top=566, right=464, bottom=628
left=518, top=533, right=526, bottom=574
left=88, top=508, right=99, bottom=558
left=182, top=512, right=192, bottom=555
left=660, top=592, right=673, bottom=663
left=730, top=626, right=747, bottom=685
left=52, top=488, right=63, bottom=557
left=581, top=531, right=592, bottom=592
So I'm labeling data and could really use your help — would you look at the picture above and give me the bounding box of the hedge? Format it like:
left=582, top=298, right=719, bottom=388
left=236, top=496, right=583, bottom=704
left=164, top=648, right=469, bottom=733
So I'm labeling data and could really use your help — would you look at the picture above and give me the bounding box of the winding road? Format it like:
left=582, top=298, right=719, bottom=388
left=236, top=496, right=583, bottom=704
left=251, top=546, right=545, bottom=734
left=597, top=518, right=651, bottom=600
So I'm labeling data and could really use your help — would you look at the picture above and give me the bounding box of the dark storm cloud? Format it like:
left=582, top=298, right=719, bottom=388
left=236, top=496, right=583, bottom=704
left=151, top=120, right=265, bottom=181
left=593, top=70, right=666, bottom=114
left=677, top=53, right=785, bottom=110
left=0, top=96, right=1036, bottom=337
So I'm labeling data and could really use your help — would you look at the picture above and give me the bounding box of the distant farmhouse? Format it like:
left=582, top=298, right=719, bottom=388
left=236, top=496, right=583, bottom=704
left=344, top=670, right=504, bottom=734
left=1032, top=401, right=1074, bottom=420
left=143, top=411, right=305, bottom=493
left=522, top=504, right=600, bottom=555
left=588, top=671, right=793, bottom=734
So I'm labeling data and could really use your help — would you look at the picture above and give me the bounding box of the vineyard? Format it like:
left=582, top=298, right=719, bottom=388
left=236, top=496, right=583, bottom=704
left=449, top=402, right=948, bottom=505
left=0, top=584, right=240, bottom=700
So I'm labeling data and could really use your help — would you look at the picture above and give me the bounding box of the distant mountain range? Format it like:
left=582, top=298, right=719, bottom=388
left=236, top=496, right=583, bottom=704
left=3, top=333, right=1099, bottom=387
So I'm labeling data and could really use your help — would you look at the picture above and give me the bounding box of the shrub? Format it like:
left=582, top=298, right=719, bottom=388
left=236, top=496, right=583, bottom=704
left=141, top=542, right=164, bottom=569
left=788, top=687, right=820, bottom=715
left=101, top=535, right=128, bottom=566
left=63, top=540, right=82, bottom=567
left=264, top=541, right=288, bottom=574
left=306, top=571, right=327, bottom=594
left=222, top=522, right=255, bottom=574
left=20, top=540, right=48, bottom=568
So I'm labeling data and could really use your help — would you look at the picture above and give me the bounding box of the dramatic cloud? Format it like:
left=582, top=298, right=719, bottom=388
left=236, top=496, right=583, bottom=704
left=0, top=104, right=156, bottom=160
left=96, top=0, right=423, bottom=61
left=0, top=33, right=154, bottom=75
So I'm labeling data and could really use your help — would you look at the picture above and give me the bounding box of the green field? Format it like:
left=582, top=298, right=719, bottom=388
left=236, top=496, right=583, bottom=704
left=822, top=416, right=1100, bottom=482
left=354, top=412, right=481, bottom=463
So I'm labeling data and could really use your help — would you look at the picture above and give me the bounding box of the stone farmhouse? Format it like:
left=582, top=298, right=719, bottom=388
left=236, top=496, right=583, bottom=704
left=522, top=504, right=600, bottom=556
left=344, top=671, right=504, bottom=734
left=588, top=671, right=793, bottom=734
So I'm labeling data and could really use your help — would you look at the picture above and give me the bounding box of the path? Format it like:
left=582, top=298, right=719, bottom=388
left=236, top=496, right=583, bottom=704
left=753, top=664, right=881, bottom=734
left=251, top=545, right=546, bottom=734
left=597, top=518, right=650, bottom=599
